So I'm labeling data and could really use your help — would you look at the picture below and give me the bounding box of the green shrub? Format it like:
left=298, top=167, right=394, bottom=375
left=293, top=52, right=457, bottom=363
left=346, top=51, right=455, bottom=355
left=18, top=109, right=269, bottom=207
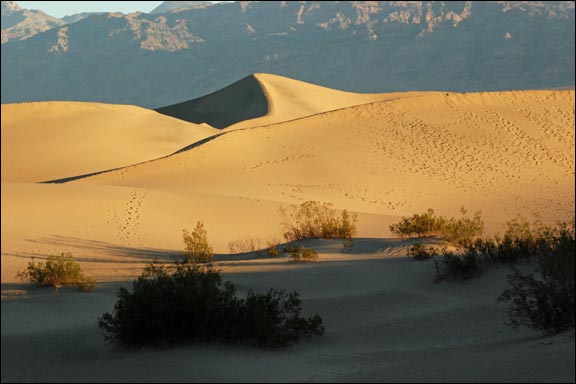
left=290, top=246, right=319, bottom=262
left=440, top=208, right=484, bottom=245
left=390, top=208, right=483, bottom=244
left=267, top=246, right=279, bottom=257
left=183, top=221, right=213, bottom=264
left=98, top=263, right=324, bottom=347
left=279, top=201, right=357, bottom=244
left=16, top=253, right=94, bottom=291
left=389, top=208, right=445, bottom=238
left=407, top=243, right=438, bottom=261
left=498, top=220, right=575, bottom=334
left=434, top=248, right=481, bottom=281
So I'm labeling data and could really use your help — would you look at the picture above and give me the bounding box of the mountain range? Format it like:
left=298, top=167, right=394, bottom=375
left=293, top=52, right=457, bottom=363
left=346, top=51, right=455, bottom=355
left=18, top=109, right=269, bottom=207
left=1, top=1, right=574, bottom=108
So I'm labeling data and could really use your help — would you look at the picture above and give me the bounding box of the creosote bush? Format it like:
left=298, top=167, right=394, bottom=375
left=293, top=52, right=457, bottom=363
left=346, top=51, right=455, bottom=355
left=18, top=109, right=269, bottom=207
left=98, top=263, right=324, bottom=347
left=183, top=221, right=213, bottom=264
left=267, top=246, right=279, bottom=257
left=279, top=201, right=357, bottom=247
left=434, top=247, right=481, bottom=281
left=390, top=208, right=445, bottom=238
left=498, top=219, right=575, bottom=334
left=283, top=245, right=300, bottom=253
left=390, top=207, right=483, bottom=244
left=228, top=237, right=261, bottom=254
left=16, top=253, right=95, bottom=292
left=290, top=246, right=319, bottom=262
left=407, top=243, right=438, bottom=261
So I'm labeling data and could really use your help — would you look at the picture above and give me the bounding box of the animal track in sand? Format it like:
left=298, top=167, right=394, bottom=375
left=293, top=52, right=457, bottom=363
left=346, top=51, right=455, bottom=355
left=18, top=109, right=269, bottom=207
left=116, top=189, right=149, bottom=247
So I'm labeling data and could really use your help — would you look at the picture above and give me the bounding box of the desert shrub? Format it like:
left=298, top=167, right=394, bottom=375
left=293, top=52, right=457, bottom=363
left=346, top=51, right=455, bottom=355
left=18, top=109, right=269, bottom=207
left=16, top=253, right=95, bottom=291
left=440, top=208, right=484, bottom=245
left=389, top=208, right=446, bottom=238
left=489, top=217, right=550, bottom=263
left=235, top=289, right=324, bottom=347
left=267, top=246, right=279, bottom=257
left=228, top=237, right=261, bottom=254
left=407, top=243, right=438, bottom=261
left=390, top=208, right=483, bottom=244
left=498, top=220, right=575, bottom=334
left=279, top=201, right=357, bottom=244
left=98, top=263, right=324, bottom=347
left=342, top=237, right=354, bottom=250
left=434, top=247, right=481, bottom=281
left=290, top=246, right=319, bottom=262
left=183, top=221, right=213, bottom=264
left=283, top=245, right=300, bottom=253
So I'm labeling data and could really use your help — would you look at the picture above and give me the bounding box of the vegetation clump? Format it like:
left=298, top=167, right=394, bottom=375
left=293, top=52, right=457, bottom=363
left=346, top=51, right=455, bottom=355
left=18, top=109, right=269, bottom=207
left=183, top=221, right=213, bottom=264
left=16, top=253, right=95, bottom=292
left=390, top=207, right=483, bottom=245
left=498, top=219, right=575, bottom=334
left=98, top=263, right=324, bottom=347
left=290, top=246, right=319, bottom=262
left=390, top=208, right=445, bottom=238
left=279, top=201, right=357, bottom=247
left=407, top=243, right=439, bottom=261
left=228, top=237, right=261, bottom=254
left=441, top=208, right=485, bottom=245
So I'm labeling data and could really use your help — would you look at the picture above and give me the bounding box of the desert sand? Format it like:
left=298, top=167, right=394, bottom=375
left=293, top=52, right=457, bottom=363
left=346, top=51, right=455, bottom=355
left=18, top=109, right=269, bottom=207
left=1, top=101, right=217, bottom=182
left=1, top=74, right=574, bottom=382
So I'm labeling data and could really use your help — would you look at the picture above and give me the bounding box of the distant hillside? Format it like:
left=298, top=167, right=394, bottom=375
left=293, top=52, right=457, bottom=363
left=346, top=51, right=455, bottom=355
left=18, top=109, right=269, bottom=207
left=1, top=1, right=574, bottom=107
left=1, top=0, right=64, bottom=43
left=61, top=12, right=105, bottom=24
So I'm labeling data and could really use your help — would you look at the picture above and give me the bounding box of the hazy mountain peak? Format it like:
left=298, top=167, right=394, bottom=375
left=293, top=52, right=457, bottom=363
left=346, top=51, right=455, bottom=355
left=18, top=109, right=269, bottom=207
left=150, top=1, right=213, bottom=14
left=1, top=1, right=20, bottom=13
left=1, top=1, right=64, bottom=43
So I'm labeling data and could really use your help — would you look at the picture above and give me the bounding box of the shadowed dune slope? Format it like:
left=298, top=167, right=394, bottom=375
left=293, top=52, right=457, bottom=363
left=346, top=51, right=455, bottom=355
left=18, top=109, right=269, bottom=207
left=155, top=75, right=270, bottom=129
left=76, top=90, right=575, bottom=224
left=1, top=102, right=219, bottom=182
left=155, top=73, right=425, bottom=129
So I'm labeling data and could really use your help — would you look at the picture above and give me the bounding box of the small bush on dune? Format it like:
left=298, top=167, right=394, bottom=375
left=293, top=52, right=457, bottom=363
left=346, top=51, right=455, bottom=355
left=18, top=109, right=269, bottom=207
left=98, top=263, right=324, bottom=347
left=183, top=221, right=213, bottom=264
left=498, top=219, right=575, bottom=334
left=279, top=201, right=357, bottom=246
left=267, top=246, right=279, bottom=257
left=228, top=237, right=261, bottom=254
left=434, top=247, right=481, bottom=281
left=407, top=243, right=438, bottom=261
left=16, top=253, right=95, bottom=292
left=440, top=208, right=484, bottom=245
left=290, top=246, right=319, bottom=262
left=389, top=208, right=445, bottom=238
left=389, top=207, right=483, bottom=244
left=283, top=245, right=300, bottom=253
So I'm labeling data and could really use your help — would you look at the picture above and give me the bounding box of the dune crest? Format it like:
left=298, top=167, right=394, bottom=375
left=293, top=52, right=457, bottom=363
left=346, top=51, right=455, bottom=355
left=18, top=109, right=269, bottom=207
left=156, top=73, right=427, bottom=129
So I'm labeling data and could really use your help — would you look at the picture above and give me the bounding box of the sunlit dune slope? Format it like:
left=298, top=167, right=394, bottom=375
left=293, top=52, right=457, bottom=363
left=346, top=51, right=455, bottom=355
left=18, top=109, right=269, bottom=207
left=76, top=90, right=575, bottom=223
left=1, top=102, right=218, bottom=182
left=156, top=73, right=426, bottom=129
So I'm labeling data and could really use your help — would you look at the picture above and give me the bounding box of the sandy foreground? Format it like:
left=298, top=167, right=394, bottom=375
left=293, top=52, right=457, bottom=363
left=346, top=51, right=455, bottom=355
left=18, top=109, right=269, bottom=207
left=2, top=240, right=575, bottom=382
left=1, top=74, right=575, bottom=382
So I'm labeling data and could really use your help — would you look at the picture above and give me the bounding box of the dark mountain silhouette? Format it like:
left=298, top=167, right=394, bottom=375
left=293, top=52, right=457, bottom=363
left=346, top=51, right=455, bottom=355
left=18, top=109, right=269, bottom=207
left=1, top=1, right=574, bottom=107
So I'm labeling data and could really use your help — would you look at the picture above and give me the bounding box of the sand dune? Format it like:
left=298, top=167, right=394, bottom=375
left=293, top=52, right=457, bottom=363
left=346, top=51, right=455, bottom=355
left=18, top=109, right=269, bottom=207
left=156, top=73, right=426, bottom=129
left=2, top=76, right=574, bottom=382
left=76, top=90, right=575, bottom=225
left=1, top=101, right=218, bottom=182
